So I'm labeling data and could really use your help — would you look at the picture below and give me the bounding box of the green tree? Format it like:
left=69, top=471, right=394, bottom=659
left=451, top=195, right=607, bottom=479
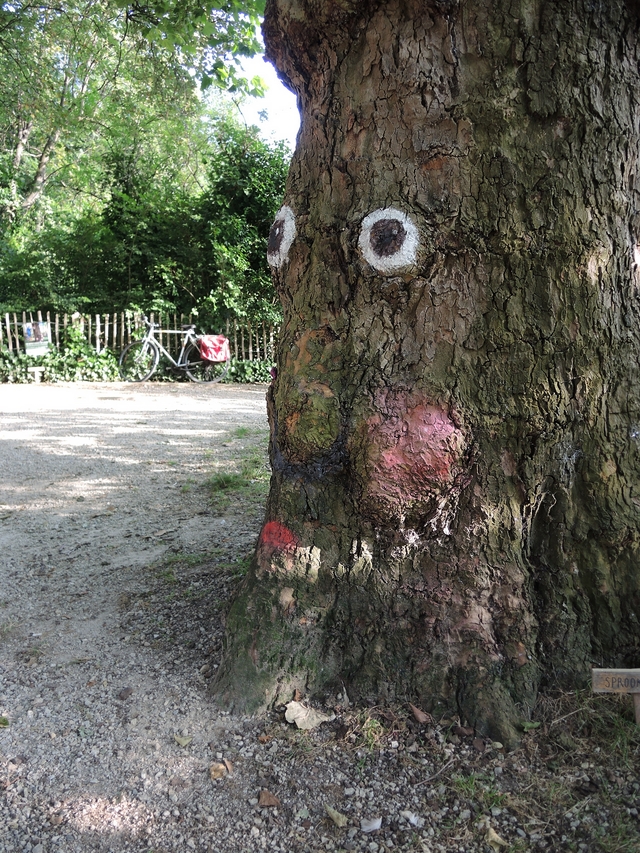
left=0, top=0, right=264, bottom=222
left=0, top=111, right=289, bottom=325
left=197, top=118, right=290, bottom=325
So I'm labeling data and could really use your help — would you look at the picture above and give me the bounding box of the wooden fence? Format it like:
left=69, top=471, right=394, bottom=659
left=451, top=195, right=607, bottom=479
left=1, top=310, right=277, bottom=361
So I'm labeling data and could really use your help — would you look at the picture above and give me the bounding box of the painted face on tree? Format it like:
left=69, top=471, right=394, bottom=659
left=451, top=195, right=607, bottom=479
left=358, top=207, right=419, bottom=273
left=267, top=205, right=296, bottom=269
left=266, top=204, right=469, bottom=529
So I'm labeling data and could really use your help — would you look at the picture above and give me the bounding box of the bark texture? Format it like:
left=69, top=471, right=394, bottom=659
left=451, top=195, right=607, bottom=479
left=214, top=0, right=640, bottom=742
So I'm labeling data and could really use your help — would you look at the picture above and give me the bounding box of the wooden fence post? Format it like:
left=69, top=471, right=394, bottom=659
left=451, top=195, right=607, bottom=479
left=3, top=307, right=278, bottom=360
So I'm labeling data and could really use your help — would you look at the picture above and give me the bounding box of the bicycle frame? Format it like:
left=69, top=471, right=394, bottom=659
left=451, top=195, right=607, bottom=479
left=139, top=323, right=198, bottom=372
left=119, top=317, right=230, bottom=383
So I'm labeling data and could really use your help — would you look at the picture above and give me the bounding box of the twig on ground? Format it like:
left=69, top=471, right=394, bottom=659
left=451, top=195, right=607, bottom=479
left=550, top=707, right=593, bottom=728
left=415, top=757, right=456, bottom=786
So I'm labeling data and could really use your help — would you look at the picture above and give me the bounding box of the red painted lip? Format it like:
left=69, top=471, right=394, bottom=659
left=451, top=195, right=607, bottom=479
left=258, top=520, right=299, bottom=553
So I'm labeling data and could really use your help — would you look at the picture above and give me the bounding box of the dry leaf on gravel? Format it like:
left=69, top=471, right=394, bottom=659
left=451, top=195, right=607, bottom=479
left=209, top=763, right=227, bottom=780
left=325, top=804, right=348, bottom=827
left=452, top=725, right=474, bottom=737
left=408, top=703, right=432, bottom=724
left=174, top=734, right=193, bottom=747
left=284, top=700, right=334, bottom=730
left=473, top=737, right=486, bottom=752
left=258, top=789, right=280, bottom=807
left=223, top=758, right=233, bottom=774
left=486, top=825, right=509, bottom=850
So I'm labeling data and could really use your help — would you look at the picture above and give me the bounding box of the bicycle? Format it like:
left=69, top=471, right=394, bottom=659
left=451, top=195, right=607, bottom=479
left=119, top=317, right=230, bottom=383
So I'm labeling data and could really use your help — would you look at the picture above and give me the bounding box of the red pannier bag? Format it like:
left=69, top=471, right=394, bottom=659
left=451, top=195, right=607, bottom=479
left=199, top=335, right=231, bottom=363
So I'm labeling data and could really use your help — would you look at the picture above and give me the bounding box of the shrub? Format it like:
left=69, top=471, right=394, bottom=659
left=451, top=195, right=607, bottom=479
left=224, top=358, right=272, bottom=383
left=0, top=327, right=119, bottom=383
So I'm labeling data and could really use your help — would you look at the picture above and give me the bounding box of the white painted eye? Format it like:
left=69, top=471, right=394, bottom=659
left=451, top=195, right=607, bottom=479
left=267, top=205, right=296, bottom=269
left=358, top=207, right=419, bottom=273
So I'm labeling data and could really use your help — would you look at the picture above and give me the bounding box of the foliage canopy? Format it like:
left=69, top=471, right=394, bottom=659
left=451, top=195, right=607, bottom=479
left=0, top=0, right=291, bottom=329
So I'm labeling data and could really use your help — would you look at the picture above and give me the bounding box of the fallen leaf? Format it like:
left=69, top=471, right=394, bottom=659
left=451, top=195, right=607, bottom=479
left=50, top=814, right=63, bottom=826
left=409, top=703, right=432, bottom=724
left=258, top=789, right=280, bottom=807
left=258, top=735, right=272, bottom=744
left=0, top=716, right=8, bottom=728
left=325, top=804, right=348, bottom=828
left=486, top=825, right=509, bottom=850
left=209, top=763, right=227, bottom=780
left=284, top=700, right=335, bottom=730
left=452, top=725, right=474, bottom=737
left=223, top=758, right=234, bottom=774
left=117, top=687, right=133, bottom=701
left=294, top=688, right=303, bottom=702
left=174, top=734, right=193, bottom=747
left=361, top=817, right=382, bottom=833
left=473, top=737, right=486, bottom=753
left=86, top=680, right=96, bottom=687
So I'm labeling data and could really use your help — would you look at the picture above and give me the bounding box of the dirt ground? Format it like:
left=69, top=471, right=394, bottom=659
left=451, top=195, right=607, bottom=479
left=0, top=381, right=268, bottom=574
left=1, top=382, right=639, bottom=853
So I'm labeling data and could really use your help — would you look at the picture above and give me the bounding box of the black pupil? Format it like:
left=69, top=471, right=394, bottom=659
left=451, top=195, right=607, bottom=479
left=369, top=218, right=406, bottom=257
left=269, top=221, right=284, bottom=253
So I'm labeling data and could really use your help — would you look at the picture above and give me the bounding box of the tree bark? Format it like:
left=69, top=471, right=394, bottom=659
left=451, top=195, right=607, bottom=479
left=20, top=128, right=61, bottom=212
left=213, top=0, right=640, bottom=743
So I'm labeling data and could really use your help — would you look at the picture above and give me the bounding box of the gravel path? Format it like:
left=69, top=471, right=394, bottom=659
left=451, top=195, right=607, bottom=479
left=2, top=382, right=635, bottom=853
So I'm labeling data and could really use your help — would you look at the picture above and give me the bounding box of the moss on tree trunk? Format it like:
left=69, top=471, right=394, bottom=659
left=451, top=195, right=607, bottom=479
left=213, top=0, right=640, bottom=743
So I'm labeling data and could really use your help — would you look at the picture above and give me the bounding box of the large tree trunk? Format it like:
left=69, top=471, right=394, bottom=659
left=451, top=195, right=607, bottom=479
left=213, top=0, right=640, bottom=742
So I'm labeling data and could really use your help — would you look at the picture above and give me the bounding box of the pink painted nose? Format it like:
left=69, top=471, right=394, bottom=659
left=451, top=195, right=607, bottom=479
left=357, top=390, right=467, bottom=523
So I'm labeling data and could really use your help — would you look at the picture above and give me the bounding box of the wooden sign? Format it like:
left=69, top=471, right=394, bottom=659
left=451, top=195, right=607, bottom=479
left=592, top=669, right=640, bottom=724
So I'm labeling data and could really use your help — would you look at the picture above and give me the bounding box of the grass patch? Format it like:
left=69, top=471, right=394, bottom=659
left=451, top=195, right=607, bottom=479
left=207, top=431, right=270, bottom=512
left=208, top=472, right=245, bottom=492
left=451, top=772, right=507, bottom=811
left=0, top=621, right=14, bottom=643
left=233, top=426, right=252, bottom=438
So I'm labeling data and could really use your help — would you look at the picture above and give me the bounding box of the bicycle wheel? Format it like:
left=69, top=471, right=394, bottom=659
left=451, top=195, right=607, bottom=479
left=119, top=339, right=159, bottom=382
left=184, top=342, right=230, bottom=383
